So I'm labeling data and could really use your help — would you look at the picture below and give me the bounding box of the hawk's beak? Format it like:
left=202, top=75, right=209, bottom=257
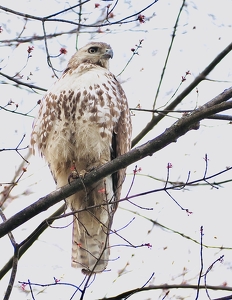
left=102, top=48, right=113, bottom=59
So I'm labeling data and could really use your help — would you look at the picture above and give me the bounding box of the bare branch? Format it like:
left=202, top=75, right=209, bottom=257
left=44, top=1, right=90, bottom=19
left=132, top=41, right=232, bottom=147
left=204, top=255, right=224, bottom=299
left=123, top=208, right=232, bottom=250
left=117, top=39, right=144, bottom=77
left=42, top=21, right=59, bottom=78
left=131, top=108, right=232, bottom=121
left=153, top=0, right=186, bottom=109
left=0, top=71, right=47, bottom=92
left=0, top=207, right=19, bottom=300
left=0, top=150, right=30, bottom=208
left=98, top=284, right=232, bottom=300
left=124, top=272, right=154, bottom=299
left=0, top=2, right=158, bottom=28
left=2, top=245, right=19, bottom=300
left=195, top=226, right=204, bottom=300
left=0, top=87, right=232, bottom=238
left=0, top=204, right=65, bottom=280
left=0, top=28, right=77, bottom=45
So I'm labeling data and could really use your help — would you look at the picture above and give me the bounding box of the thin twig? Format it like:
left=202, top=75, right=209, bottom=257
left=130, top=108, right=232, bottom=121
left=153, top=0, right=186, bottom=110
left=42, top=21, right=59, bottom=78
left=1, top=87, right=232, bottom=238
left=124, top=272, right=155, bottom=299
left=0, top=209, right=19, bottom=300
left=132, top=41, right=232, bottom=147
left=0, top=71, right=47, bottom=92
left=204, top=255, right=224, bottom=299
left=0, top=204, right=66, bottom=280
left=3, top=245, right=20, bottom=300
left=98, top=283, right=232, bottom=300
left=0, top=2, right=158, bottom=28
left=195, top=226, right=204, bottom=300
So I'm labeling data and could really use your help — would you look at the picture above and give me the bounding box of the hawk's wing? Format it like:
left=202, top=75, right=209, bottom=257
left=31, top=42, right=132, bottom=274
left=112, top=92, right=132, bottom=203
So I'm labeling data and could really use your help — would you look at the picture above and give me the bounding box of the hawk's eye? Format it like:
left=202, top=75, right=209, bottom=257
left=88, top=47, right=98, bottom=54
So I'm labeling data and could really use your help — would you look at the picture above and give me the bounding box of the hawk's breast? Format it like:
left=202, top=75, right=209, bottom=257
left=33, top=64, right=125, bottom=165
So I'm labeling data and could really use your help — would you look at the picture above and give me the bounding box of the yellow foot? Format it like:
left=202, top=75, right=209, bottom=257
left=78, top=169, right=88, bottom=178
left=68, top=161, right=89, bottom=184
left=68, top=161, right=78, bottom=184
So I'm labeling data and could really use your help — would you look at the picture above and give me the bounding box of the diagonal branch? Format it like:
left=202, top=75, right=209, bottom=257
left=98, top=284, right=232, bottom=300
left=153, top=0, right=186, bottom=109
left=0, top=204, right=65, bottom=280
left=132, top=41, right=232, bottom=147
left=0, top=71, right=47, bottom=92
left=0, top=1, right=158, bottom=28
left=0, top=86, right=232, bottom=238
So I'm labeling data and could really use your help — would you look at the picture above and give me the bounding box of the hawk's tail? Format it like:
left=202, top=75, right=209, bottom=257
left=71, top=211, right=110, bottom=274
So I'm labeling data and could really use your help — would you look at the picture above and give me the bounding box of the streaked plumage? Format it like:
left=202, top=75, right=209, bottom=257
left=31, top=42, right=132, bottom=274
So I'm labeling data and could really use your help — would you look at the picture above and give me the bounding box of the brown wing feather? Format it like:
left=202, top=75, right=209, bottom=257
left=112, top=107, right=131, bottom=202
left=31, top=42, right=132, bottom=274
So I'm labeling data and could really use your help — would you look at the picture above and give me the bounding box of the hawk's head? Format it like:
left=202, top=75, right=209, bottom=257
left=66, top=42, right=113, bottom=71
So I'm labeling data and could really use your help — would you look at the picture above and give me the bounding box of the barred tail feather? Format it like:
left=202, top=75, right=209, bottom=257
left=71, top=211, right=110, bottom=274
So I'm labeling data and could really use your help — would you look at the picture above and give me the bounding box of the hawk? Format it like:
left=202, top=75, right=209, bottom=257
left=31, top=42, right=132, bottom=274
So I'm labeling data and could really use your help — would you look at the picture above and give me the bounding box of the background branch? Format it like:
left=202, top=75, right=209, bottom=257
left=132, top=41, right=232, bottom=147
left=0, top=204, right=65, bottom=280
left=0, top=86, right=231, bottom=238
left=98, top=284, right=232, bottom=300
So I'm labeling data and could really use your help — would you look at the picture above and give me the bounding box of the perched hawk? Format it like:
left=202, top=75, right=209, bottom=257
left=31, top=42, right=132, bottom=274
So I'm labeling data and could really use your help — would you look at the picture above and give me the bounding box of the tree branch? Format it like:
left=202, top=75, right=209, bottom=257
left=0, top=2, right=158, bottom=28
left=98, top=284, right=232, bottom=300
left=0, top=86, right=232, bottom=238
left=153, top=0, right=186, bottom=109
left=0, top=204, right=65, bottom=280
left=0, top=71, right=47, bottom=92
left=132, top=41, right=232, bottom=147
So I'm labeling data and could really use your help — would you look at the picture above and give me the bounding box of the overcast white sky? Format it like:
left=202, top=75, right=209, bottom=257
left=0, top=1, right=232, bottom=299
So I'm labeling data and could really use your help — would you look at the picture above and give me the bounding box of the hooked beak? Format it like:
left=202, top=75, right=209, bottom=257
left=102, top=48, right=113, bottom=59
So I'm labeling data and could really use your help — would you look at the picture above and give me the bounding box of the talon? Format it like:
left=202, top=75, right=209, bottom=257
left=79, top=169, right=88, bottom=178
left=68, top=171, right=78, bottom=184
left=68, top=164, right=88, bottom=184
left=68, top=162, right=79, bottom=184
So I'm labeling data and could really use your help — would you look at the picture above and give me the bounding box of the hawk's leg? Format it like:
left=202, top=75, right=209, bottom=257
left=68, top=161, right=78, bottom=184
left=68, top=160, right=89, bottom=184
left=68, top=161, right=96, bottom=184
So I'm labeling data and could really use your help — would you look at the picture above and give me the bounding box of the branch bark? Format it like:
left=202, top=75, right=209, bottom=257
left=0, top=86, right=231, bottom=238
left=98, top=283, right=232, bottom=300
left=132, top=41, right=232, bottom=147
left=0, top=71, right=47, bottom=92
left=0, top=204, right=65, bottom=280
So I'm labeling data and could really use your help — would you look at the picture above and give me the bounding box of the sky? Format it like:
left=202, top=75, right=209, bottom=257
left=0, top=0, right=232, bottom=299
